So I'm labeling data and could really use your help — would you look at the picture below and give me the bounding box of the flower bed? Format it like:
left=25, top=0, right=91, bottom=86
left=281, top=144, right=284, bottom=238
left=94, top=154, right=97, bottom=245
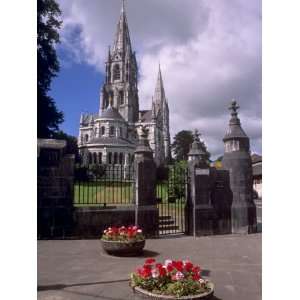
left=130, top=259, right=214, bottom=299
left=101, top=226, right=145, bottom=256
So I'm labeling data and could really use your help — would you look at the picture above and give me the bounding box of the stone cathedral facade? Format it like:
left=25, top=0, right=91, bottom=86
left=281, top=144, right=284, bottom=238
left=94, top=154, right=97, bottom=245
left=78, top=2, right=171, bottom=166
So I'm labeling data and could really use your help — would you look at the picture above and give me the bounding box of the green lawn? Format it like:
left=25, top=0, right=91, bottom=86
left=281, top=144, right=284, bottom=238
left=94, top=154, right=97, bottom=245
left=74, top=181, right=186, bottom=233
left=74, top=181, right=134, bottom=206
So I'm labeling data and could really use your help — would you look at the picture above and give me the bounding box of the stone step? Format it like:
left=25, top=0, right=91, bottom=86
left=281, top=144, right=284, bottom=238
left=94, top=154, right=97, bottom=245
left=159, top=215, right=172, bottom=220
left=159, top=219, right=175, bottom=226
left=159, top=225, right=179, bottom=231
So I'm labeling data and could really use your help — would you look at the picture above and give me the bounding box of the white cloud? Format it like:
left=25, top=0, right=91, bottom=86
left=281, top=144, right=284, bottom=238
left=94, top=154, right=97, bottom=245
left=57, top=0, right=261, bottom=158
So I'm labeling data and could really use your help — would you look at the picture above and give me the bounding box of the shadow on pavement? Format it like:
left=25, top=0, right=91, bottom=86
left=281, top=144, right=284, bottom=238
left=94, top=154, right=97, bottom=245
left=37, top=278, right=129, bottom=291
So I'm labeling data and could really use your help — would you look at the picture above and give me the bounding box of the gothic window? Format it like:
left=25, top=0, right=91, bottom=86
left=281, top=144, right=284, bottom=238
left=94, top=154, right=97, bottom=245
left=119, top=90, right=124, bottom=105
left=119, top=127, right=123, bottom=138
left=108, top=152, right=112, bottom=164
left=119, top=153, right=124, bottom=165
left=113, top=64, right=120, bottom=81
left=85, top=134, right=89, bottom=142
left=93, top=152, right=97, bottom=164
left=98, top=152, right=102, bottom=164
left=88, top=152, right=92, bottom=164
left=109, top=126, right=115, bottom=136
left=101, top=126, right=105, bottom=135
left=113, top=153, right=118, bottom=165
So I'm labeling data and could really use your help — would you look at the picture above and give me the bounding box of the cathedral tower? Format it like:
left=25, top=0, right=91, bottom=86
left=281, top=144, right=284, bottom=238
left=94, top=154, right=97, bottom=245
left=152, top=65, right=171, bottom=162
left=99, top=0, right=139, bottom=123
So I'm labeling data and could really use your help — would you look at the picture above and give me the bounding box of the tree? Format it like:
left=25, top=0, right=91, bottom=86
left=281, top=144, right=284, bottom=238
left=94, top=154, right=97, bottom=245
left=37, top=0, right=64, bottom=138
left=171, top=130, right=194, bottom=161
left=53, top=131, right=79, bottom=161
left=171, top=129, right=211, bottom=162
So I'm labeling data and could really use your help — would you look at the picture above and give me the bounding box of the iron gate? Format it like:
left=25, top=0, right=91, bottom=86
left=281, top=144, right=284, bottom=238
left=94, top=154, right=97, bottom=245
left=156, top=164, right=189, bottom=235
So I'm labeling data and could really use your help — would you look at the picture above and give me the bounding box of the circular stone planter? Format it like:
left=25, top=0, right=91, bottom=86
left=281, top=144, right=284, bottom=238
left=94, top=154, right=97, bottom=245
left=132, top=282, right=214, bottom=300
left=101, top=239, right=145, bottom=256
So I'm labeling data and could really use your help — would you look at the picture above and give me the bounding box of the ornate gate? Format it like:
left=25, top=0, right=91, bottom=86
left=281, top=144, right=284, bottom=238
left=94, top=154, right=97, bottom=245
left=156, top=164, right=189, bottom=236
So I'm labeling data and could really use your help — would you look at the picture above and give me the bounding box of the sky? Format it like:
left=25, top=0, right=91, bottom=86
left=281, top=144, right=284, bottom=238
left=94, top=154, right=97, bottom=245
left=50, top=0, right=262, bottom=159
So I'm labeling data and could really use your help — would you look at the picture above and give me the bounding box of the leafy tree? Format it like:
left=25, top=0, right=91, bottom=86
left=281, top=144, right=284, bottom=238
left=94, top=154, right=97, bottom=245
left=37, top=0, right=64, bottom=138
left=171, top=130, right=194, bottom=161
left=53, top=130, right=79, bottom=158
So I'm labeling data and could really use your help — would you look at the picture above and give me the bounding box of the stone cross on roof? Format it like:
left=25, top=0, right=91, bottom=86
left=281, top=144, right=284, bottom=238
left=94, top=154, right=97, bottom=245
left=229, top=99, right=240, bottom=117
left=193, top=129, right=201, bottom=142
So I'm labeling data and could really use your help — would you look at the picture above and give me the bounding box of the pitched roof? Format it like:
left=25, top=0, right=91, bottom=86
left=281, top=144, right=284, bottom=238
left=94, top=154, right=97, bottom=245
left=253, top=164, right=262, bottom=176
left=251, top=154, right=262, bottom=164
left=100, top=105, right=125, bottom=121
left=139, top=110, right=152, bottom=122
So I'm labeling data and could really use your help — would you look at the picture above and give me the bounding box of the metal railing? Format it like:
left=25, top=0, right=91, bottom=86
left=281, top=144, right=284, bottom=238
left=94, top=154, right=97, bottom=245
left=74, top=164, right=135, bottom=206
left=156, top=164, right=188, bottom=235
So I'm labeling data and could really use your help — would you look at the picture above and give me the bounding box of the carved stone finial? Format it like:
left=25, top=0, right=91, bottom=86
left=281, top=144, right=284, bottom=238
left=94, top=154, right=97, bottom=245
left=140, top=125, right=149, bottom=139
left=193, top=129, right=201, bottom=142
left=229, top=99, right=240, bottom=117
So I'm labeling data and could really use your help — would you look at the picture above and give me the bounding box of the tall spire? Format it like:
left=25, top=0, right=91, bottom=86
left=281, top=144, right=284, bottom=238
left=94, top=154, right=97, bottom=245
left=112, top=0, right=132, bottom=55
left=153, top=64, right=166, bottom=107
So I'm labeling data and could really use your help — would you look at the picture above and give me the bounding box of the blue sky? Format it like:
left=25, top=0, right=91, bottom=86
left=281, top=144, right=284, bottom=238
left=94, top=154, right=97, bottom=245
left=50, top=50, right=104, bottom=137
left=51, top=0, right=261, bottom=158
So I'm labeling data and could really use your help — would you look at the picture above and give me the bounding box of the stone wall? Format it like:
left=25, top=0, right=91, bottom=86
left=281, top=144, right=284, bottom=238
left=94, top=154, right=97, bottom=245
left=37, top=139, right=75, bottom=239
left=72, top=206, right=158, bottom=238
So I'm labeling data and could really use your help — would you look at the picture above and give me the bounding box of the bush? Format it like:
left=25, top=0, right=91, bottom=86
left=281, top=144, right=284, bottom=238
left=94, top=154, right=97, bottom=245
left=74, top=166, right=89, bottom=181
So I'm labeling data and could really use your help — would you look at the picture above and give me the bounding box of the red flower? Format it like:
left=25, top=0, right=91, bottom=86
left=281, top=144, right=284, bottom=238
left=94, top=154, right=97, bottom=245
left=174, top=261, right=184, bottom=272
left=192, top=273, right=201, bottom=281
left=192, top=266, right=201, bottom=274
left=184, top=262, right=194, bottom=272
left=158, top=267, right=167, bottom=277
left=145, top=258, right=156, bottom=265
left=167, top=264, right=174, bottom=273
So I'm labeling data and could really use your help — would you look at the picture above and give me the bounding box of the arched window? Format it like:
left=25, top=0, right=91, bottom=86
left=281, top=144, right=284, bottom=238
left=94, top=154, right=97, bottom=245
left=113, top=64, right=120, bottom=81
left=88, top=152, right=92, bottom=164
left=98, top=152, right=102, bottom=164
left=113, top=153, right=118, bottom=165
left=109, top=126, right=115, bottom=136
left=101, top=126, right=105, bottom=135
left=85, top=134, right=89, bottom=142
left=119, top=153, right=123, bottom=165
left=93, top=152, right=97, bottom=164
left=119, top=127, right=123, bottom=138
left=119, top=90, right=124, bottom=105
left=108, top=152, right=112, bottom=164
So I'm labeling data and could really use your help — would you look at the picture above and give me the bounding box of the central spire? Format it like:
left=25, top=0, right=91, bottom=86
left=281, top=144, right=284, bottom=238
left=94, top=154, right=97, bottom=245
left=112, top=0, right=132, bottom=55
left=154, top=64, right=166, bottom=108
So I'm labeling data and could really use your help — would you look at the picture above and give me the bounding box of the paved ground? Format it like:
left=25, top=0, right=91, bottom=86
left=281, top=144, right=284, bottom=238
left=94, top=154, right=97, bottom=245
left=38, top=234, right=261, bottom=300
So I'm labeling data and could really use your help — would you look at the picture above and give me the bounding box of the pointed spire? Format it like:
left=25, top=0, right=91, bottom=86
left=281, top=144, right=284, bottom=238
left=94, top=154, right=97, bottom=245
left=153, top=64, right=166, bottom=107
left=112, top=0, right=132, bottom=55
left=223, top=99, right=248, bottom=141
left=151, top=97, right=156, bottom=119
left=80, top=113, right=84, bottom=125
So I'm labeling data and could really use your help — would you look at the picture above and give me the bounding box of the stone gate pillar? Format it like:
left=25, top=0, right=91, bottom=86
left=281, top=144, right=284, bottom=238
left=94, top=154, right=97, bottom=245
left=134, top=126, right=159, bottom=237
left=222, top=100, right=257, bottom=233
left=37, top=139, right=75, bottom=238
left=187, top=131, right=217, bottom=236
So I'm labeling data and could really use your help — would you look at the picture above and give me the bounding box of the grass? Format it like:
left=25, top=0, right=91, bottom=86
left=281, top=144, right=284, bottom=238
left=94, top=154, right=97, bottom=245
left=74, top=181, right=134, bottom=206
left=73, top=180, right=186, bottom=233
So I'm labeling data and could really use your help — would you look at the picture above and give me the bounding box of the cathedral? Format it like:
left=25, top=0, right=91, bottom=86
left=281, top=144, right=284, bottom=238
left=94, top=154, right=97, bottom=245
left=78, top=1, right=171, bottom=166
